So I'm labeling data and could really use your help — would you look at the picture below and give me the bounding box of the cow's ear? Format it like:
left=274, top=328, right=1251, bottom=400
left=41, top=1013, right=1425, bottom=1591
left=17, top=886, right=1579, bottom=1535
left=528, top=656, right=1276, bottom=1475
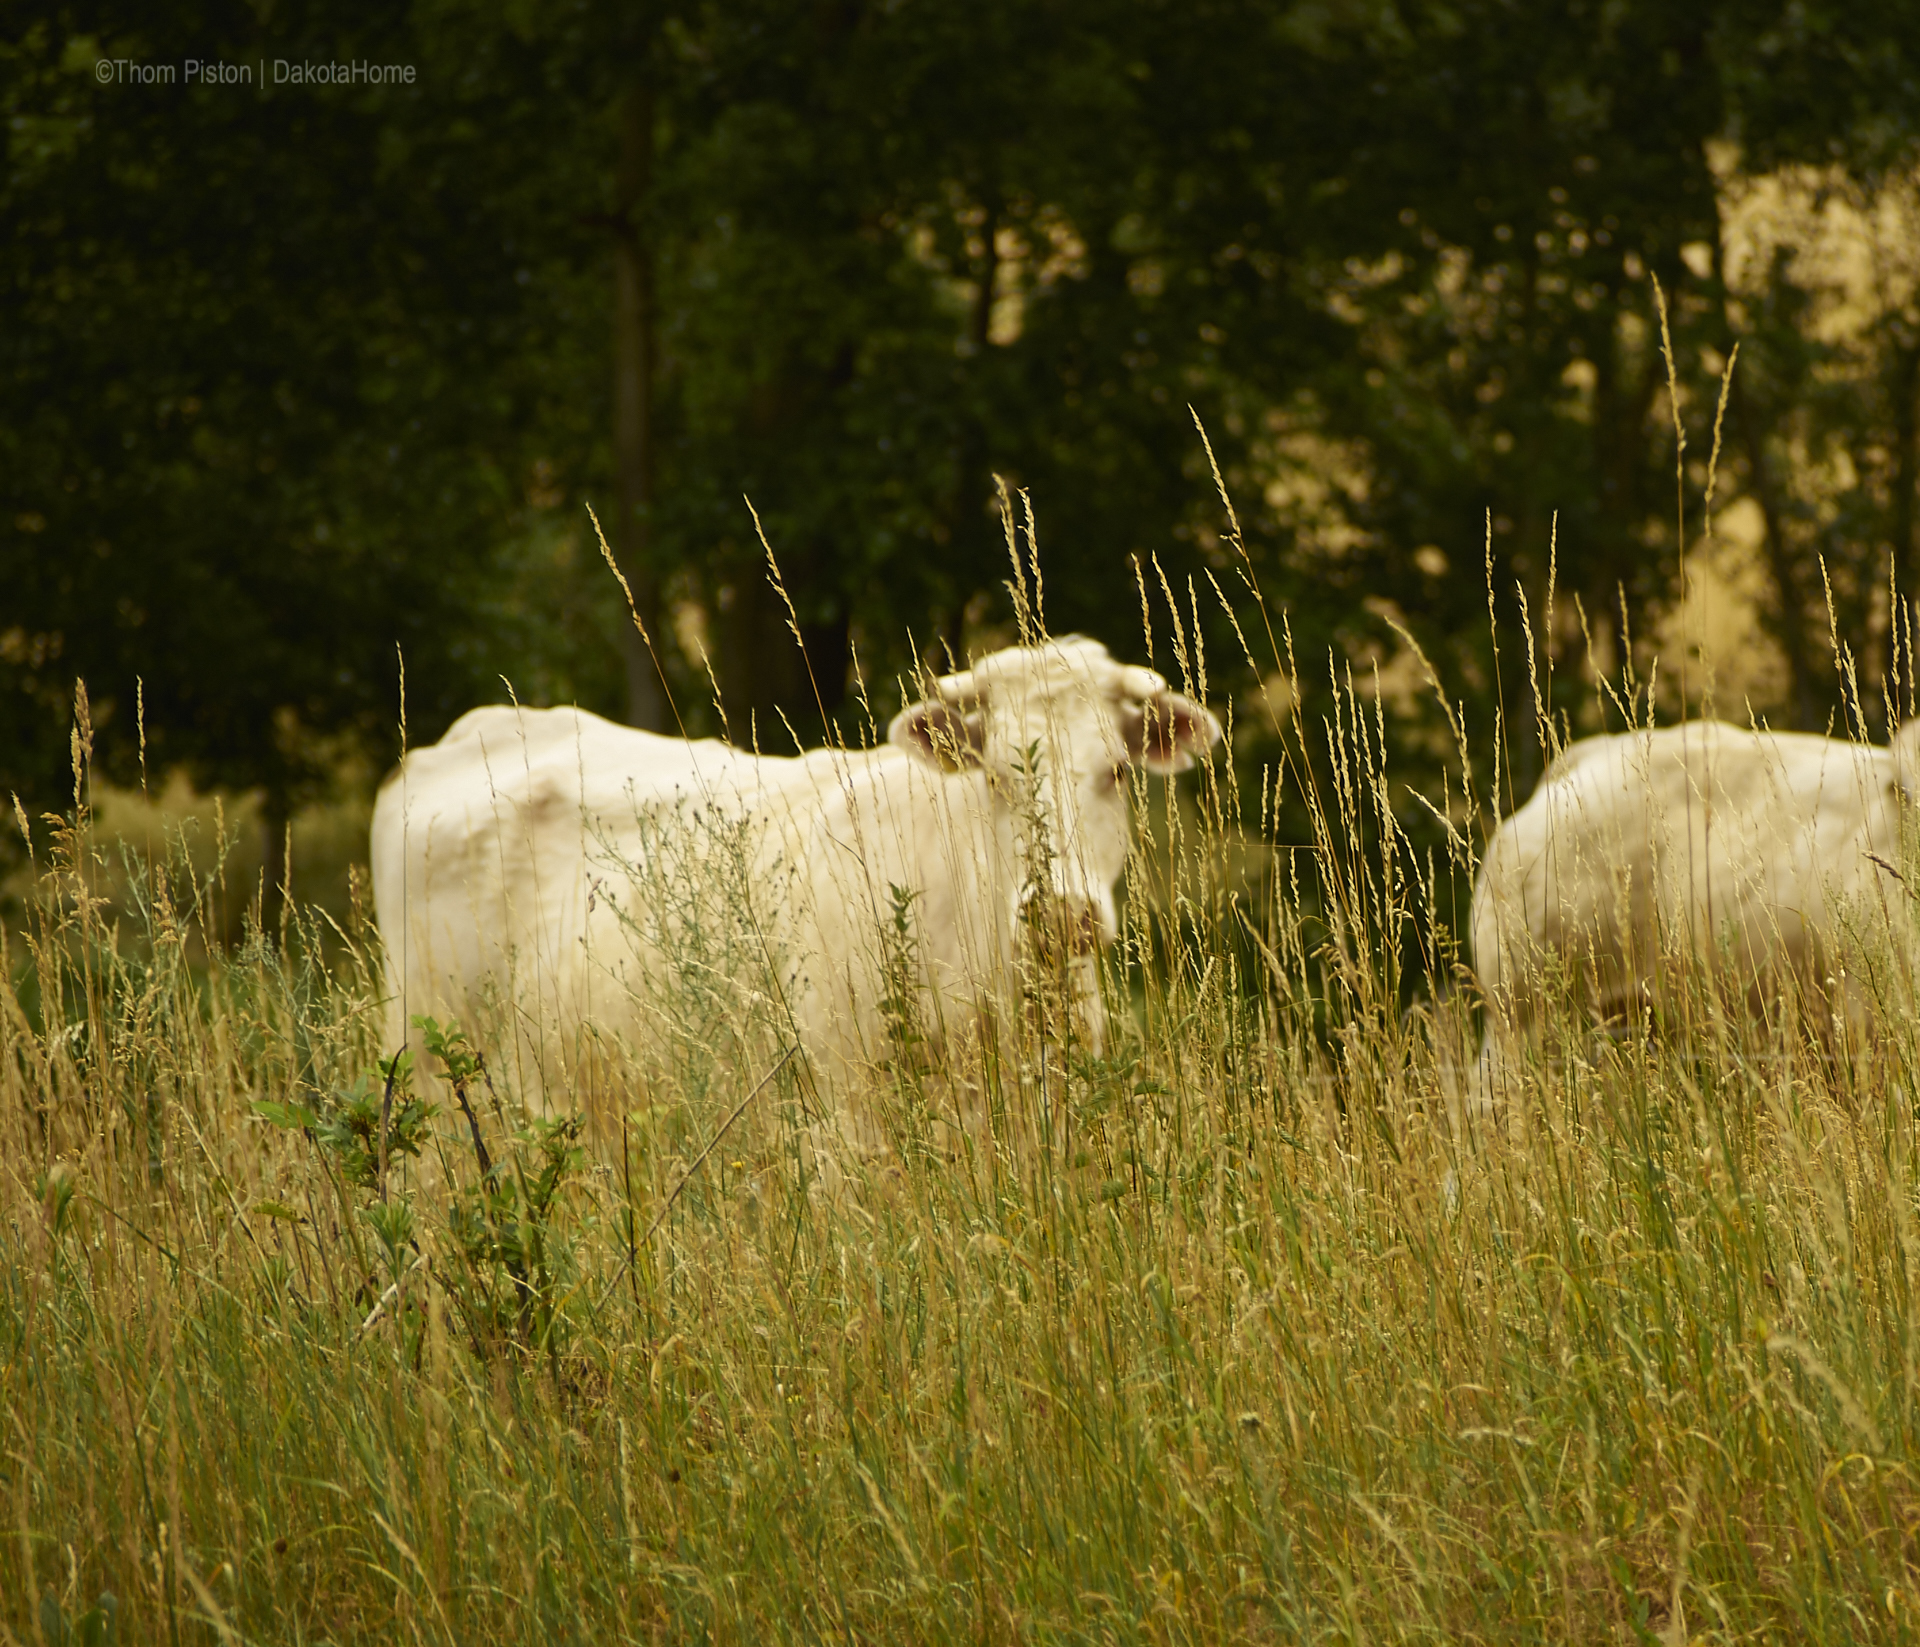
left=1120, top=692, right=1222, bottom=775
left=890, top=700, right=985, bottom=770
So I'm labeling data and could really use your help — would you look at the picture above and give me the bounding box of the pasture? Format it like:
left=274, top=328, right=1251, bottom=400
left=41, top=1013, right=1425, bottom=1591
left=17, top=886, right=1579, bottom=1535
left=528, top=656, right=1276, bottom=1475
left=10, top=5, right=1919, bottom=1636
left=10, top=609, right=1920, bottom=1647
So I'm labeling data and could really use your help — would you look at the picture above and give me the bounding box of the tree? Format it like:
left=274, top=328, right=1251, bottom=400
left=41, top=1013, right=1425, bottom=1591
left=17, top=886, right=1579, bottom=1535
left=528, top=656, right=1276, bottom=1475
left=1, top=1, right=603, bottom=905
left=8, top=0, right=1918, bottom=905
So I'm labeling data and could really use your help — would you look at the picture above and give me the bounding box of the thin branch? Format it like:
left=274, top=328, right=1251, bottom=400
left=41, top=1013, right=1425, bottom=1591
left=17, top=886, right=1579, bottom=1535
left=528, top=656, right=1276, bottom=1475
left=640, top=1047, right=797, bottom=1251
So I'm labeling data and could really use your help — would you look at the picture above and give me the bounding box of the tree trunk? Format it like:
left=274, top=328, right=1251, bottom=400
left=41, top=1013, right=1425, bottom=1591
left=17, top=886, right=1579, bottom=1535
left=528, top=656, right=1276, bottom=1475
left=1709, top=208, right=1820, bottom=730
left=714, top=550, right=849, bottom=749
left=796, top=587, right=851, bottom=725
left=1589, top=304, right=1663, bottom=684
left=938, top=191, right=999, bottom=656
left=1732, top=374, right=1820, bottom=730
left=1890, top=338, right=1920, bottom=721
left=613, top=73, right=667, bottom=730
left=969, top=196, right=1000, bottom=355
left=258, top=786, right=290, bottom=945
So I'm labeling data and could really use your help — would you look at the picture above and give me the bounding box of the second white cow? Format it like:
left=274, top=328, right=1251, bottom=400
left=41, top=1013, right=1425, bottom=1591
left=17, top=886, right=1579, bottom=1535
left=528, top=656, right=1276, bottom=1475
left=371, top=636, right=1221, bottom=1127
left=1471, top=718, right=1920, bottom=1102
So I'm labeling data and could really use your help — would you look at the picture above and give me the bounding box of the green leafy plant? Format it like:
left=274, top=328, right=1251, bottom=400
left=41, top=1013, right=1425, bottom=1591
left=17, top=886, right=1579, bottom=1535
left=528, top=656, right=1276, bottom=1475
left=250, top=1013, right=587, bottom=1368
left=442, top=1110, right=584, bottom=1357
left=39, top=1591, right=116, bottom=1647
left=253, top=1047, right=435, bottom=1195
left=878, top=882, right=928, bottom=1076
left=399, top=1015, right=586, bottom=1366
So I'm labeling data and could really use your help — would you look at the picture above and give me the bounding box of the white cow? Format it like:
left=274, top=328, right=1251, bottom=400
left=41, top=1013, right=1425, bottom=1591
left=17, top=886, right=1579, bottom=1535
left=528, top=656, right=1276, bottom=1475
left=371, top=637, right=1220, bottom=1134
left=1471, top=718, right=1920, bottom=1102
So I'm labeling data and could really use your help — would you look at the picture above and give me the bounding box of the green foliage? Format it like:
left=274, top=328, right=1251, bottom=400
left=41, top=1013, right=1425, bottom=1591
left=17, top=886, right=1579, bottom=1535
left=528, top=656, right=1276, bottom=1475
left=252, top=1054, right=435, bottom=1194
left=245, top=1006, right=586, bottom=1363
left=442, top=1109, right=585, bottom=1353
left=414, top=1015, right=480, bottom=1092
left=360, top=1197, right=416, bottom=1280
left=31, top=1162, right=76, bottom=1240
left=0, top=0, right=588, bottom=823
left=395, top=1015, right=587, bottom=1358
left=38, top=1592, right=116, bottom=1647
left=7, top=0, right=1919, bottom=852
left=17, top=606, right=1920, bottom=1638
left=877, top=882, right=927, bottom=1074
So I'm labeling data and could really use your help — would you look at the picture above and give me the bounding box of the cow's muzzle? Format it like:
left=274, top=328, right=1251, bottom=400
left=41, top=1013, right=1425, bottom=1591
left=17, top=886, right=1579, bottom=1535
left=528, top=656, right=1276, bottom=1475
left=1016, top=889, right=1111, bottom=1054
left=1018, top=889, right=1105, bottom=966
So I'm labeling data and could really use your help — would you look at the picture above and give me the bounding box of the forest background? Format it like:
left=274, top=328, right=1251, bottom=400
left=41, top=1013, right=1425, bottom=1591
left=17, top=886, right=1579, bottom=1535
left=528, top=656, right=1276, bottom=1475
left=5, top=0, right=1920, bottom=932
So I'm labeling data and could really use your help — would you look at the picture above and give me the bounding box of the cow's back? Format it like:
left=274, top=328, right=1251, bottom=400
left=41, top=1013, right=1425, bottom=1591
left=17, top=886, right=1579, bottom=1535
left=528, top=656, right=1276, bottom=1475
left=371, top=705, right=981, bottom=1105
left=1472, top=721, right=1910, bottom=1024
left=372, top=705, right=764, bottom=1098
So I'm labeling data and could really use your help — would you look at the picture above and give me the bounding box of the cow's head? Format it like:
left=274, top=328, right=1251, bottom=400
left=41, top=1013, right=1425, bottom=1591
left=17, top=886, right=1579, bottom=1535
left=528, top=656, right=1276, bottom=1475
left=888, top=637, right=1221, bottom=1036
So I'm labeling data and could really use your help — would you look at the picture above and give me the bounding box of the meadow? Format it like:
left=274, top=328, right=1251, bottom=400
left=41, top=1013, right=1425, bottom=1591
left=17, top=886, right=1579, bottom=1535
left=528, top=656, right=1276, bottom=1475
left=10, top=565, right=1920, bottom=1647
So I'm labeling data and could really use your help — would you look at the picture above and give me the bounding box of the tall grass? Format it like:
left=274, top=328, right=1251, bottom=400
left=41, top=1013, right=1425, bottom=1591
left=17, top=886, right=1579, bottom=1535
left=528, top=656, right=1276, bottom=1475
left=11, top=520, right=1920, bottom=1644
